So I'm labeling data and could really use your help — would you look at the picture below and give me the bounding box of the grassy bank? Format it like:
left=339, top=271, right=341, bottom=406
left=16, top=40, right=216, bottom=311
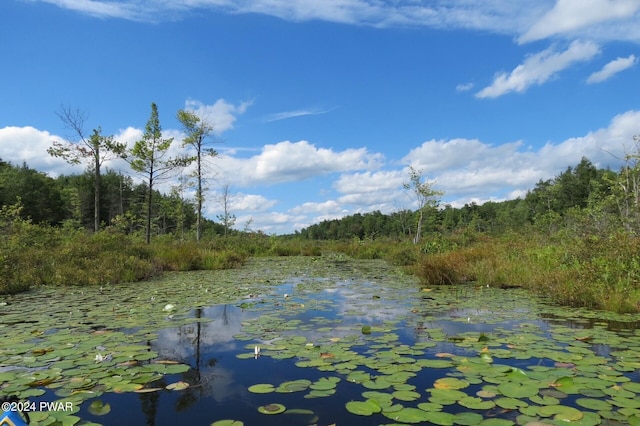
left=414, top=232, right=640, bottom=313
left=0, top=219, right=249, bottom=294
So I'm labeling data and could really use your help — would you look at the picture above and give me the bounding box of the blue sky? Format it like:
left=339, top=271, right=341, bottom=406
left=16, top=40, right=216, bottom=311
left=1, top=0, right=639, bottom=234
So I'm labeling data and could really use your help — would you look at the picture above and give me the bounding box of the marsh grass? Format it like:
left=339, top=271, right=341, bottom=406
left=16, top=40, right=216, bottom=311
left=0, top=217, right=251, bottom=293
left=415, top=233, right=640, bottom=313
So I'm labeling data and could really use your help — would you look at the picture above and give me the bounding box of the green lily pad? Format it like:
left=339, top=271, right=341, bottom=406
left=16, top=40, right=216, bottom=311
left=276, top=379, right=311, bottom=393
left=434, top=377, right=470, bottom=390
left=248, top=383, right=275, bottom=394
left=454, top=412, right=484, bottom=425
left=497, top=382, right=539, bottom=398
left=575, top=398, right=612, bottom=411
left=345, top=400, right=381, bottom=416
left=458, top=396, right=496, bottom=410
left=393, top=390, right=421, bottom=401
left=165, top=381, right=189, bottom=391
left=87, top=400, right=111, bottom=416
left=257, top=403, right=285, bottom=415
left=383, top=407, right=432, bottom=424
left=210, top=420, right=244, bottom=426
left=538, top=405, right=584, bottom=421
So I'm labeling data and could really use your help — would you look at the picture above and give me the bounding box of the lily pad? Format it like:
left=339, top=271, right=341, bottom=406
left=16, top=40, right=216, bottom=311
left=345, top=400, right=382, bottom=416
left=87, top=400, right=111, bottom=416
left=537, top=405, right=584, bottom=421
left=166, top=381, right=189, bottom=391
left=248, top=383, right=275, bottom=394
left=257, top=403, right=286, bottom=415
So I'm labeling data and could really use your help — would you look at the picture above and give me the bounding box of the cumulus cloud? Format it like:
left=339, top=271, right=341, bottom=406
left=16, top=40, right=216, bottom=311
left=289, top=200, right=346, bottom=215
left=217, top=140, right=383, bottom=186
left=520, top=0, right=640, bottom=43
left=476, top=40, right=600, bottom=98
left=184, top=99, right=253, bottom=135
left=0, top=126, right=80, bottom=176
left=586, top=54, right=638, bottom=83
left=403, top=110, right=640, bottom=200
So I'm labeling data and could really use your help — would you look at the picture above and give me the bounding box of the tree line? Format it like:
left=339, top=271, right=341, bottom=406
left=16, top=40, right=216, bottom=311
left=295, top=154, right=640, bottom=241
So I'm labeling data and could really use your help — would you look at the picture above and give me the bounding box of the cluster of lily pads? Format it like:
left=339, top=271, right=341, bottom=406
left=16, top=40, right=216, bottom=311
left=2, top=256, right=640, bottom=425
left=229, top=259, right=640, bottom=425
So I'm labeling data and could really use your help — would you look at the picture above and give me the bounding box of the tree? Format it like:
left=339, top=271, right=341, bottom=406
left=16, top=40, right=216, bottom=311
left=47, top=106, right=126, bottom=231
left=217, top=183, right=236, bottom=236
left=129, top=103, right=193, bottom=243
left=403, top=166, right=444, bottom=244
left=0, top=161, right=67, bottom=225
left=176, top=109, right=217, bottom=241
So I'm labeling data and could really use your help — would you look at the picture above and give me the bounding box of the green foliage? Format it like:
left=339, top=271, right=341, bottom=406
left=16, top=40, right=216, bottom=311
left=0, top=161, right=67, bottom=225
left=127, top=103, right=194, bottom=243
left=0, top=219, right=250, bottom=294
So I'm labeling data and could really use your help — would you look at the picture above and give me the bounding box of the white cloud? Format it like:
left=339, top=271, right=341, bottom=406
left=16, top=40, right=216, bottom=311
left=38, top=0, right=138, bottom=19
left=218, top=140, right=383, bottom=186
left=264, top=108, right=332, bottom=123
left=587, top=54, right=638, bottom=83
left=27, top=0, right=640, bottom=43
left=476, top=40, right=600, bottom=98
left=456, top=82, right=474, bottom=92
left=403, top=110, right=640, bottom=200
left=0, top=126, right=80, bottom=176
left=334, top=170, right=404, bottom=195
left=403, top=138, right=524, bottom=173
left=229, top=193, right=277, bottom=212
left=289, top=200, right=346, bottom=215
left=184, top=98, right=253, bottom=135
left=520, top=0, right=640, bottom=43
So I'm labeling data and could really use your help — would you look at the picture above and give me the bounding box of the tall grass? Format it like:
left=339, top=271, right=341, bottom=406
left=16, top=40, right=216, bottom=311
left=414, top=232, right=640, bottom=313
left=0, top=216, right=251, bottom=293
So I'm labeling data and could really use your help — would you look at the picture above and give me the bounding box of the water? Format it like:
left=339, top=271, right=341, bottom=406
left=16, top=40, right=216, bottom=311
left=3, top=257, right=640, bottom=425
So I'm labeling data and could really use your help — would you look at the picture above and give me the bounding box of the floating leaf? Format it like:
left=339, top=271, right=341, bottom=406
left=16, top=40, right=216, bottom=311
left=393, top=390, right=421, bottom=401
left=497, top=382, right=539, bottom=398
left=434, top=377, right=469, bottom=390
left=166, top=381, right=190, bottom=391
left=538, top=405, right=584, bottom=421
left=383, top=407, right=432, bottom=424
left=88, top=400, right=111, bottom=416
left=257, top=404, right=286, bottom=415
left=458, top=396, right=496, bottom=410
left=248, top=383, right=275, bottom=394
left=345, top=400, right=381, bottom=416
left=575, top=398, right=612, bottom=411
left=453, top=412, right=484, bottom=425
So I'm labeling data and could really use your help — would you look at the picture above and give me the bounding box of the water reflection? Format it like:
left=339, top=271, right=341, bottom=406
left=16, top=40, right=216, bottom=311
left=77, top=270, right=640, bottom=425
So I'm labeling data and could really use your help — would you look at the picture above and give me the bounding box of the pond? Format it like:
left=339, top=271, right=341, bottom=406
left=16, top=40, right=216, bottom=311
left=1, top=256, right=640, bottom=425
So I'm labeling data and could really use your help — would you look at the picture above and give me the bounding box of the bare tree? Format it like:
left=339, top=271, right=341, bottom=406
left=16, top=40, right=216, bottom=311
left=217, top=183, right=236, bottom=236
left=177, top=109, right=217, bottom=241
left=47, top=106, right=126, bottom=231
left=403, top=166, right=444, bottom=244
